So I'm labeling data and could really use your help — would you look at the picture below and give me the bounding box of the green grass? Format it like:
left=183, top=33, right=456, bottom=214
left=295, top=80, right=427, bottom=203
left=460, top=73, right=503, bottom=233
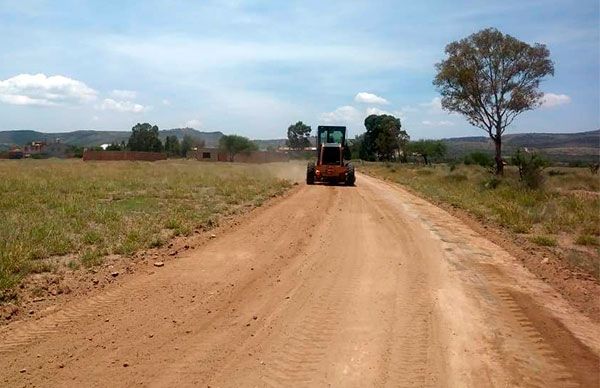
left=0, top=159, right=292, bottom=299
left=361, top=162, right=599, bottom=276
left=575, top=234, right=599, bottom=247
left=529, top=235, right=558, bottom=247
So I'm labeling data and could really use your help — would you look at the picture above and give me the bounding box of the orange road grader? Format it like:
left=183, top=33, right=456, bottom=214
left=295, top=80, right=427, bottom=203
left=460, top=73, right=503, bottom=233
left=306, top=126, right=355, bottom=186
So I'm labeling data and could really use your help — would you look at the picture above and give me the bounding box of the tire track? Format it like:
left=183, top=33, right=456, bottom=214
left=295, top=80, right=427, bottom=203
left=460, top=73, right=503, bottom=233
left=259, top=265, right=361, bottom=387
left=492, top=288, right=580, bottom=388
left=0, top=285, right=140, bottom=354
left=380, top=273, right=437, bottom=388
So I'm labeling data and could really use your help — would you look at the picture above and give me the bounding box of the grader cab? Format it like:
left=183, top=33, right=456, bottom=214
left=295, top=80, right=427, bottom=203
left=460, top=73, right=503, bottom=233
left=306, top=126, right=355, bottom=186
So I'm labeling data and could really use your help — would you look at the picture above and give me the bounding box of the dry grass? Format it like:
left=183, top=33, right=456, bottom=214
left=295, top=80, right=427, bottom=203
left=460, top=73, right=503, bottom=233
left=0, top=159, right=293, bottom=299
left=361, top=162, right=599, bottom=277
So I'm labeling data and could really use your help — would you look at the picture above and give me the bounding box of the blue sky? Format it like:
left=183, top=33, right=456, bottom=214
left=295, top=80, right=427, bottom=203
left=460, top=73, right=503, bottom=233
left=0, top=0, right=598, bottom=139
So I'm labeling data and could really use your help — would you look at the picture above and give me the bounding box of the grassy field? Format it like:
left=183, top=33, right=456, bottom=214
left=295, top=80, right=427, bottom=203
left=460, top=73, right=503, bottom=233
left=360, top=162, right=599, bottom=277
left=0, top=159, right=294, bottom=300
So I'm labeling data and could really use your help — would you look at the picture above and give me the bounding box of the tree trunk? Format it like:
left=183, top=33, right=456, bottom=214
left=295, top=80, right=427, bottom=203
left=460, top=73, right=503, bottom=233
left=494, top=137, right=503, bottom=175
left=423, top=155, right=429, bottom=165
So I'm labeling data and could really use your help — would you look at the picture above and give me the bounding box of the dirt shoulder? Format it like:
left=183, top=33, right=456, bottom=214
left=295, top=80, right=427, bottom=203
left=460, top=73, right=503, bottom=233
left=362, top=169, right=600, bottom=322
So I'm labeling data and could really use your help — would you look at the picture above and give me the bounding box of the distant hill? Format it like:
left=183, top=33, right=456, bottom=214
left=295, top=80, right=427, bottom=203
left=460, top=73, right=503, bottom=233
left=442, top=129, right=599, bottom=163
left=0, top=128, right=224, bottom=150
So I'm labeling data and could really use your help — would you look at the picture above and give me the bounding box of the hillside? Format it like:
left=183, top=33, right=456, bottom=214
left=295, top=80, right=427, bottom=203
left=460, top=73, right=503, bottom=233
left=0, top=128, right=224, bottom=150
left=442, top=130, right=599, bottom=163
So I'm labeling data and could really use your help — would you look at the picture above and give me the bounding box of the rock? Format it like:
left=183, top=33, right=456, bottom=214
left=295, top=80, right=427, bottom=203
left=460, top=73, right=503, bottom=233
left=28, top=310, right=35, bottom=315
left=153, top=261, right=165, bottom=267
left=19, top=368, right=26, bottom=373
left=541, top=257, right=550, bottom=264
left=252, top=315, right=258, bottom=320
left=110, top=271, right=119, bottom=277
left=123, top=362, right=129, bottom=367
left=169, top=251, right=177, bottom=256
left=92, top=279, right=99, bottom=285
left=209, top=234, right=217, bottom=239
left=3, top=304, right=19, bottom=320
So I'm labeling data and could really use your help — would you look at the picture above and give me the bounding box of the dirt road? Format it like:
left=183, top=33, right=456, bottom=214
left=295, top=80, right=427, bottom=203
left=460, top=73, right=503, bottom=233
left=1, top=174, right=598, bottom=387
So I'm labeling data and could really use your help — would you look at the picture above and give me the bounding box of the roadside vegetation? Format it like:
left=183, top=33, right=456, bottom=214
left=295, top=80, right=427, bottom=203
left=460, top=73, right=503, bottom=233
left=360, top=162, right=599, bottom=278
left=0, top=159, right=292, bottom=300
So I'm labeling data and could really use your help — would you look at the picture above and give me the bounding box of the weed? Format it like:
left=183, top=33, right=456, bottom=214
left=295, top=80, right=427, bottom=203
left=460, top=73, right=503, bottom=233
left=529, top=235, right=558, bottom=247
left=575, top=235, right=599, bottom=246
left=81, top=250, right=104, bottom=268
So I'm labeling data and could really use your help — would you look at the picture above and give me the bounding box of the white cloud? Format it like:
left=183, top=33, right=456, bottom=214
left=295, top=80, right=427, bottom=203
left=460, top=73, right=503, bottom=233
left=319, top=106, right=362, bottom=126
left=162, top=99, right=171, bottom=106
left=0, top=73, right=97, bottom=106
left=354, top=92, right=389, bottom=105
left=98, top=98, right=148, bottom=113
left=365, top=107, right=406, bottom=120
left=421, top=120, right=454, bottom=127
left=185, top=119, right=202, bottom=128
left=111, top=89, right=137, bottom=99
left=541, top=93, right=571, bottom=108
left=91, top=115, right=99, bottom=121
left=419, top=97, right=443, bottom=113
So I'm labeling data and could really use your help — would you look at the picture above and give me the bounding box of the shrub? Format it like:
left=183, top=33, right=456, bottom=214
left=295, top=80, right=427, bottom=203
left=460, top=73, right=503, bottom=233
left=483, top=176, right=501, bottom=189
left=464, top=151, right=493, bottom=168
left=547, top=169, right=567, bottom=176
left=512, top=149, right=548, bottom=189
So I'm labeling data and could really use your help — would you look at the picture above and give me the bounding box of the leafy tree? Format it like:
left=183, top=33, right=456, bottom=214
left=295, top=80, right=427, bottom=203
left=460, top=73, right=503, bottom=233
left=512, top=148, right=548, bottom=189
left=348, top=134, right=364, bottom=160
left=180, top=135, right=205, bottom=157
left=360, top=114, right=409, bottom=161
left=127, top=123, right=163, bottom=152
left=464, top=151, right=494, bottom=168
left=286, top=121, right=312, bottom=150
left=164, top=135, right=181, bottom=157
left=218, top=134, right=258, bottom=162
left=407, top=140, right=446, bottom=165
left=433, top=28, right=554, bottom=175
left=106, top=141, right=124, bottom=151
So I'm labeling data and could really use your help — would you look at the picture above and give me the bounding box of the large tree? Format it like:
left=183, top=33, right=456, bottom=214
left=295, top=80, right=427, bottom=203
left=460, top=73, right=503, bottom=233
left=180, top=135, right=205, bottom=157
left=219, top=134, right=258, bottom=162
left=407, top=140, right=446, bottom=165
left=360, top=114, right=409, bottom=161
left=433, top=28, right=553, bottom=175
left=164, top=135, right=181, bottom=157
left=127, top=123, right=163, bottom=152
left=286, top=121, right=312, bottom=150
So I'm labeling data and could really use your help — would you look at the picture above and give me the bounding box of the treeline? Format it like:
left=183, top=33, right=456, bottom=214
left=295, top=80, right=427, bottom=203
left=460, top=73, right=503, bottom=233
left=98, top=123, right=205, bottom=157
left=98, top=123, right=259, bottom=160
left=345, top=114, right=447, bottom=165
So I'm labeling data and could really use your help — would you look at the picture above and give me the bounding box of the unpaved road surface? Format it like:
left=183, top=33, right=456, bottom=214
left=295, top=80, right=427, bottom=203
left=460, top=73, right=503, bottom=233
left=1, top=174, right=598, bottom=387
